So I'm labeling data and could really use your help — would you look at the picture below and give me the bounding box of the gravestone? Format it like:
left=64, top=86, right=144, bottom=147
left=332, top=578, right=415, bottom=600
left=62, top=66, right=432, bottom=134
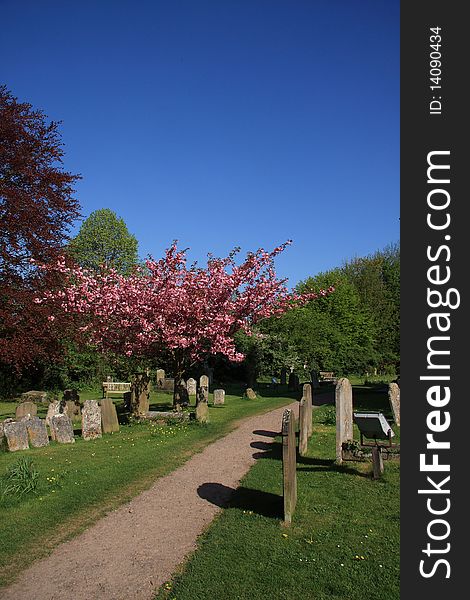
left=388, top=382, right=400, bottom=426
left=65, top=400, right=81, bottom=420
left=173, top=379, right=189, bottom=409
left=15, top=401, right=37, bottom=420
left=21, top=390, right=48, bottom=403
left=282, top=408, right=297, bottom=525
left=303, top=383, right=313, bottom=438
left=298, top=397, right=309, bottom=457
left=197, top=375, right=209, bottom=405
left=335, top=378, right=353, bottom=464
left=100, top=399, right=120, bottom=433
left=130, top=373, right=151, bottom=415
left=280, top=368, right=287, bottom=386
left=156, top=369, right=165, bottom=389
left=3, top=419, right=29, bottom=451
left=195, top=401, right=209, bottom=423
left=310, top=370, right=320, bottom=390
left=81, top=400, right=102, bottom=440
left=46, top=401, right=62, bottom=438
left=187, top=378, right=197, bottom=396
left=50, top=414, right=75, bottom=444
left=123, top=391, right=132, bottom=412
left=213, top=389, right=225, bottom=405
left=288, top=373, right=300, bottom=391
left=63, top=389, right=80, bottom=402
left=25, top=416, right=49, bottom=448
left=244, top=388, right=257, bottom=400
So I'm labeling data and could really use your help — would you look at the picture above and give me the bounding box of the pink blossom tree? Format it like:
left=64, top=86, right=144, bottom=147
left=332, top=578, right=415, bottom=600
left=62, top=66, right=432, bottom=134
left=36, top=241, right=333, bottom=406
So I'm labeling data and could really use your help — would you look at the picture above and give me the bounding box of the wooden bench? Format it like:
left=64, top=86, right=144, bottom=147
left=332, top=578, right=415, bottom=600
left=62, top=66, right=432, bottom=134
left=102, top=382, right=131, bottom=399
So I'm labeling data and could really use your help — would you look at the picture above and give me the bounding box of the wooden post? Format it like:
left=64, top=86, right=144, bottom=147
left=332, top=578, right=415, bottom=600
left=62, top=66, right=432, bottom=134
left=298, top=398, right=309, bottom=457
left=372, top=446, right=384, bottom=479
left=282, top=408, right=297, bottom=525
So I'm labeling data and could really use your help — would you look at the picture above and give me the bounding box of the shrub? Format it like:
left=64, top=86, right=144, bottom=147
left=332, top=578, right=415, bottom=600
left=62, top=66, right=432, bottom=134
left=1, top=457, right=40, bottom=499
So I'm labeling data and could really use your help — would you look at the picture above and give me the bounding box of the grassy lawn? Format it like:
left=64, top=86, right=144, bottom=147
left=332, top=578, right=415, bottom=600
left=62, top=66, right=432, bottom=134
left=155, top=386, right=400, bottom=600
left=0, top=387, right=295, bottom=588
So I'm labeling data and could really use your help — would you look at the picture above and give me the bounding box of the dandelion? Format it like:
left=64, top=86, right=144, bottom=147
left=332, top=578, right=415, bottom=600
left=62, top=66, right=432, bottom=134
left=282, top=533, right=288, bottom=538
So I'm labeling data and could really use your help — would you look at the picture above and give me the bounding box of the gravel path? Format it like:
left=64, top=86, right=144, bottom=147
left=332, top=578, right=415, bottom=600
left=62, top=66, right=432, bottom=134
left=0, top=401, right=298, bottom=600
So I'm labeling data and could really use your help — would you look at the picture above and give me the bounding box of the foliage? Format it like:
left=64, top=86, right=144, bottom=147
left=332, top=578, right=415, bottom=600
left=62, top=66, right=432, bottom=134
left=37, top=241, right=332, bottom=402
left=68, top=208, right=139, bottom=274
left=255, top=244, right=399, bottom=377
left=322, top=405, right=336, bottom=425
left=1, top=457, right=39, bottom=499
left=0, top=85, right=81, bottom=372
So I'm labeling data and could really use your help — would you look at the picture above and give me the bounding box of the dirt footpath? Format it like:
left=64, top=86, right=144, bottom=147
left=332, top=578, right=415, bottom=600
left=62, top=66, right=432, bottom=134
left=0, top=401, right=298, bottom=600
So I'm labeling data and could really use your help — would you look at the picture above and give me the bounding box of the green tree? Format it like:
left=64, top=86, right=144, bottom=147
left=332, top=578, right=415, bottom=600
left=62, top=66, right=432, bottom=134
left=68, top=208, right=138, bottom=274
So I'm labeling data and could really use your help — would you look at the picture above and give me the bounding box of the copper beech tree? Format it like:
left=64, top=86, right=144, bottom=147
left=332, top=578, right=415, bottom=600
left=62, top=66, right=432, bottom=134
left=0, top=86, right=81, bottom=371
left=37, top=241, right=333, bottom=406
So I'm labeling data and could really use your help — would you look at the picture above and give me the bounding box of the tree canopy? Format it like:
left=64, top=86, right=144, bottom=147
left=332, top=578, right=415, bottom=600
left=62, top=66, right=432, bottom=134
left=68, top=208, right=138, bottom=274
left=0, top=85, right=81, bottom=371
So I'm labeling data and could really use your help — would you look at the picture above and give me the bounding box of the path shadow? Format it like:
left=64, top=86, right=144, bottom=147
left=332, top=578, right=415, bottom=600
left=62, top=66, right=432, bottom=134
left=252, top=429, right=278, bottom=438
left=250, top=440, right=272, bottom=451
left=197, top=483, right=283, bottom=519
left=251, top=440, right=282, bottom=460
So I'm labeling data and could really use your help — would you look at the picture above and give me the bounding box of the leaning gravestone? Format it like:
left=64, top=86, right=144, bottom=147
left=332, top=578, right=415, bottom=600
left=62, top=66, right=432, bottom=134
left=25, top=416, right=49, bottom=448
left=187, top=378, right=197, bottom=396
left=15, top=401, right=37, bottom=420
left=195, top=401, right=209, bottom=423
left=388, top=382, right=400, bottom=426
left=198, top=375, right=209, bottom=404
left=3, top=419, right=29, bottom=451
left=282, top=408, right=297, bottom=525
left=244, top=388, right=257, bottom=400
left=82, top=400, right=102, bottom=440
left=50, top=414, right=75, bottom=444
left=335, top=378, right=353, bottom=464
left=213, top=389, right=225, bottom=405
left=100, top=399, right=120, bottom=433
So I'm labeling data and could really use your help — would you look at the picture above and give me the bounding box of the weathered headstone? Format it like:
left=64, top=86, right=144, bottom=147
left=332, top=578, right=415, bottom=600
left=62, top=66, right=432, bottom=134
left=130, top=373, right=151, bottom=415
left=187, top=378, right=197, bottom=396
left=288, top=373, right=300, bottom=391
left=100, top=399, right=120, bottom=433
left=3, top=419, right=29, bottom=451
left=335, top=378, right=353, bottom=464
left=65, top=400, right=81, bottom=420
left=197, top=375, right=209, bottom=405
left=244, top=388, right=257, bottom=400
left=81, top=400, right=102, bottom=441
left=45, top=401, right=62, bottom=439
left=25, top=416, right=49, bottom=448
left=51, top=414, right=75, bottom=444
left=195, top=401, right=209, bottom=423
left=298, top=397, right=309, bottom=457
left=282, top=408, right=297, bottom=525
left=156, top=369, right=165, bottom=389
left=21, top=390, right=48, bottom=403
left=303, top=383, right=313, bottom=438
left=280, top=367, right=287, bottom=386
left=213, top=389, right=225, bottom=405
left=388, top=382, right=400, bottom=426
left=15, top=401, right=37, bottom=420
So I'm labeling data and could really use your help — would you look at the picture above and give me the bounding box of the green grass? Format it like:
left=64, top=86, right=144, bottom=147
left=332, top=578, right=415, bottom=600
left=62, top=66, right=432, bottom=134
left=0, top=387, right=294, bottom=587
left=154, top=387, right=400, bottom=600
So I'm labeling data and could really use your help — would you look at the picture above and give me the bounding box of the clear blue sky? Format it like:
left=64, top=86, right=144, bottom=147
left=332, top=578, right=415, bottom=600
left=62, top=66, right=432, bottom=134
left=1, top=0, right=399, bottom=288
